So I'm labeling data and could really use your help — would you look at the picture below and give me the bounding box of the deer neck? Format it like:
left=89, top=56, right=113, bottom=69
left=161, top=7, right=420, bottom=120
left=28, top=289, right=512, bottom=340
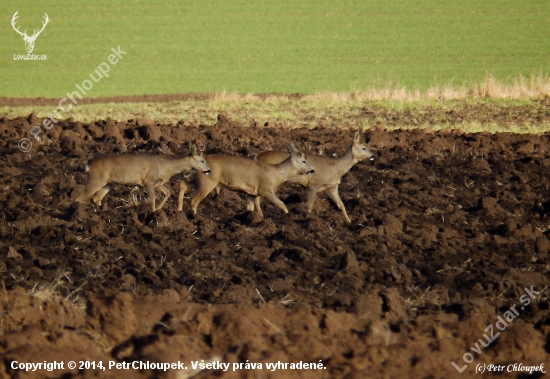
left=166, top=156, right=192, bottom=177
left=332, top=144, right=357, bottom=176
left=273, top=157, right=297, bottom=183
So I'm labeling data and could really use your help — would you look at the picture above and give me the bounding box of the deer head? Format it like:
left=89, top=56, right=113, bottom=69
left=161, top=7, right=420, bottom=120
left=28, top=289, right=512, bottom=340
left=11, top=11, right=49, bottom=54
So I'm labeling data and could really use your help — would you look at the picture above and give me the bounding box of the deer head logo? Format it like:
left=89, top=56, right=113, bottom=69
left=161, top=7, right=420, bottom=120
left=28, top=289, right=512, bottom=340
left=11, top=11, right=49, bottom=54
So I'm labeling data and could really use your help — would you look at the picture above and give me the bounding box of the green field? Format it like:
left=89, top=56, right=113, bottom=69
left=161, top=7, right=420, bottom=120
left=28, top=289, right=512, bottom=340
left=1, top=1, right=549, bottom=97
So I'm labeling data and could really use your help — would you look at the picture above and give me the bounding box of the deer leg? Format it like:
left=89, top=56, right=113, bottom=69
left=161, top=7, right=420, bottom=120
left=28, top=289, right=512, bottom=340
left=262, top=192, right=287, bottom=215
left=92, top=184, right=112, bottom=207
left=177, top=182, right=187, bottom=212
left=75, top=182, right=106, bottom=204
left=190, top=177, right=219, bottom=214
left=155, top=185, right=171, bottom=210
left=145, top=182, right=157, bottom=212
left=254, top=196, right=262, bottom=216
left=327, top=185, right=351, bottom=223
left=177, top=180, right=198, bottom=211
left=305, top=185, right=322, bottom=213
left=246, top=195, right=263, bottom=216
left=246, top=195, right=255, bottom=211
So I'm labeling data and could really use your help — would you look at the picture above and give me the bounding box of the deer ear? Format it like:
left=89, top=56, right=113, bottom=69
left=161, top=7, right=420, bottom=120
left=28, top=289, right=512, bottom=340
left=190, top=143, right=198, bottom=155
left=286, top=142, right=298, bottom=155
left=354, top=131, right=361, bottom=143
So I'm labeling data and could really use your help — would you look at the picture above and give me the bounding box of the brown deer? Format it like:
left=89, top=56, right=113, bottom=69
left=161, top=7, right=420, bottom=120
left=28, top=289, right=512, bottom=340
left=75, top=144, right=211, bottom=212
left=177, top=143, right=314, bottom=217
left=254, top=131, right=374, bottom=223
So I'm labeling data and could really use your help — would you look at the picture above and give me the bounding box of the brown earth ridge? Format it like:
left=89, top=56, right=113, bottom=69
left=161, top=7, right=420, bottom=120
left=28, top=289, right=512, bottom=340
left=0, top=110, right=550, bottom=378
left=2, top=96, right=550, bottom=130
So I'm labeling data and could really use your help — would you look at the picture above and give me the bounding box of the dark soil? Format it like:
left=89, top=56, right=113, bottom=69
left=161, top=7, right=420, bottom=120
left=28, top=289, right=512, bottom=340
left=0, top=111, right=549, bottom=378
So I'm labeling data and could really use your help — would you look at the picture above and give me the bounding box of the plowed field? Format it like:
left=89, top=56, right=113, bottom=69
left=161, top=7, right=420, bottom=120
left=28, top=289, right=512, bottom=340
left=1, top=106, right=549, bottom=378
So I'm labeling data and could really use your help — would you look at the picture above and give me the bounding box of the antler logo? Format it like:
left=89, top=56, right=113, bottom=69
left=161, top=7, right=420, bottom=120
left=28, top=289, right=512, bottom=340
left=11, top=11, right=49, bottom=54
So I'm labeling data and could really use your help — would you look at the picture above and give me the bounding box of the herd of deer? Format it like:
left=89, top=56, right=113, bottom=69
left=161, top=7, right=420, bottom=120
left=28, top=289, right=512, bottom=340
left=75, top=131, right=375, bottom=223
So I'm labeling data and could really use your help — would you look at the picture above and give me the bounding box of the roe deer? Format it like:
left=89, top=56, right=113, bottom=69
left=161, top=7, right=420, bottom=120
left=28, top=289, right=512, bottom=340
left=254, top=131, right=374, bottom=223
left=75, top=144, right=211, bottom=212
left=177, top=143, right=314, bottom=217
